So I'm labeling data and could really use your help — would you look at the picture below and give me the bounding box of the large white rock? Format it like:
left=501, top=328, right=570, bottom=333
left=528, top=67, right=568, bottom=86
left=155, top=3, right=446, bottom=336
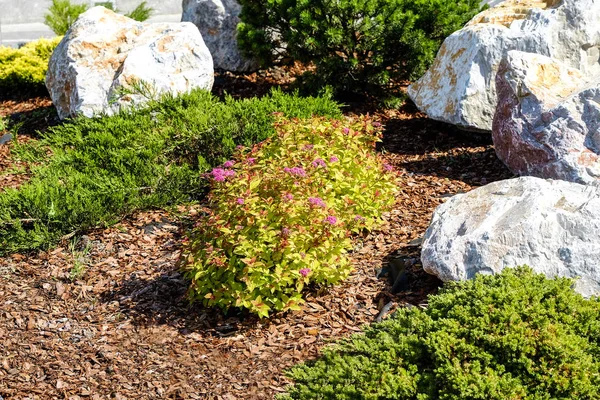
left=46, top=7, right=214, bottom=119
left=181, top=0, right=258, bottom=72
left=422, top=177, right=600, bottom=297
left=493, top=51, right=600, bottom=184
left=408, top=0, right=600, bottom=132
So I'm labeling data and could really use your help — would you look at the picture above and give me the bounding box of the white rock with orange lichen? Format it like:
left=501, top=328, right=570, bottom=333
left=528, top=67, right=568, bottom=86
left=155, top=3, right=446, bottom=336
left=46, top=6, right=214, bottom=119
left=493, top=51, right=600, bottom=183
left=422, top=177, right=600, bottom=297
left=407, top=0, right=600, bottom=132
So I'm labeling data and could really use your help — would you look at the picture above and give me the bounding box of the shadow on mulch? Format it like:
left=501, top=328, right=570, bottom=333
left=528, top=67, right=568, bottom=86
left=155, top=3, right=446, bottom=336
left=101, top=269, right=265, bottom=336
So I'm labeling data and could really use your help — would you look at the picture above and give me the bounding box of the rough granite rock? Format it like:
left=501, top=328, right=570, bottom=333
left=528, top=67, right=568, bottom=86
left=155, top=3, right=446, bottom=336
left=181, top=0, right=258, bottom=72
left=46, top=6, right=214, bottom=120
left=408, top=0, right=600, bottom=132
left=421, top=177, right=600, bottom=297
left=493, top=51, right=600, bottom=183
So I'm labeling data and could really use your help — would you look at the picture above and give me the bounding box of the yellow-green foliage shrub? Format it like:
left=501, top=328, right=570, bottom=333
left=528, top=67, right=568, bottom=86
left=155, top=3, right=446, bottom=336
left=181, top=116, right=398, bottom=317
left=0, top=37, right=61, bottom=93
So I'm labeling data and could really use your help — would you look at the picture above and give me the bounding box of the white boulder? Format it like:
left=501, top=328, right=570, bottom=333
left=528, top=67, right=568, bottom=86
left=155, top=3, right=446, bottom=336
left=422, top=177, right=600, bottom=297
left=181, top=0, right=258, bottom=72
left=408, top=0, right=600, bottom=132
left=493, top=51, right=600, bottom=184
left=46, top=7, right=214, bottom=119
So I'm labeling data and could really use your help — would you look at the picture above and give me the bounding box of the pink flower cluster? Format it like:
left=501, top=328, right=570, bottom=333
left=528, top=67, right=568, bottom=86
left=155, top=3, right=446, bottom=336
left=247, top=157, right=257, bottom=165
left=308, top=197, right=327, bottom=208
left=312, top=158, right=327, bottom=168
left=299, top=268, right=311, bottom=277
left=284, top=166, right=307, bottom=177
left=223, top=160, right=235, bottom=168
left=211, top=167, right=235, bottom=182
left=329, top=156, right=339, bottom=163
left=324, top=216, right=337, bottom=225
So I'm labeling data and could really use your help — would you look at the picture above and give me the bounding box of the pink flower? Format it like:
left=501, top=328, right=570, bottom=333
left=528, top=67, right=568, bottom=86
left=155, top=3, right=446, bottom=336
left=312, top=158, right=326, bottom=168
left=299, top=268, right=311, bottom=277
left=211, top=167, right=235, bottom=181
left=284, top=166, right=307, bottom=177
left=343, top=128, right=350, bottom=134
left=329, top=156, right=339, bottom=163
left=284, top=193, right=294, bottom=201
left=308, top=197, right=327, bottom=208
left=303, top=144, right=314, bottom=151
left=236, top=198, right=245, bottom=205
left=383, top=164, right=393, bottom=172
left=282, top=227, right=291, bottom=236
left=324, top=216, right=337, bottom=225
left=247, top=157, right=256, bottom=165
left=354, top=215, right=365, bottom=222
left=372, top=122, right=382, bottom=127
left=223, top=160, right=235, bottom=168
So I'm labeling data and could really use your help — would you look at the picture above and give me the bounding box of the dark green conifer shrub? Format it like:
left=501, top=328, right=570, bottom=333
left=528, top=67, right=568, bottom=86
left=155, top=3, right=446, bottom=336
left=0, top=89, right=340, bottom=255
left=237, top=0, right=483, bottom=98
left=282, top=267, right=600, bottom=399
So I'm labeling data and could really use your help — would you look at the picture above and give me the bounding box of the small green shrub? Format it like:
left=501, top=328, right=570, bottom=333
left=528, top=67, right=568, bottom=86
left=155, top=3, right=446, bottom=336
left=282, top=267, right=600, bottom=399
left=181, top=117, right=397, bottom=317
left=44, top=0, right=154, bottom=35
left=44, top=0, right=88, bottom=36
left=237, top=0, right=483, bottom=98
left=0, top=89, right=341, bottom=255
left=125, top=1, right=153, bottom=21
left=0, top=37, right=61, bottom=93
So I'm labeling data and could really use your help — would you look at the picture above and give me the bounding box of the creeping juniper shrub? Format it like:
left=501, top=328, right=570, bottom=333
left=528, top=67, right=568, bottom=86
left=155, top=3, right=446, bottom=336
left=0, top=89, right=340, bottom=255
left=0, top=37, right=62, bottom=95
left=237, top=0, right=484, bottom=99
left=181, top=117, right=398, bottom=317
left=281, top=267, right=600, bottom=400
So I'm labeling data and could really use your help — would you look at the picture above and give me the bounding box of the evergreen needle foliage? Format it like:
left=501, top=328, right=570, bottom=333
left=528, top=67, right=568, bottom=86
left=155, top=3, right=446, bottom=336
left=0, top=89, right=340, bottom=255
left=282, top=267, right=600, bottom=400
left=237, top=0, right=483, bottom=99
left=0, top=37, right=62, bottom=95
left=44, top=0, right=154, bottom=35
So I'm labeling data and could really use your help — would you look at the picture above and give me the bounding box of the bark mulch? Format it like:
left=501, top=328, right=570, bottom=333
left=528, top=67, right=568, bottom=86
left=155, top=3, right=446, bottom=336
left=0, top=82, right=513, bottom=399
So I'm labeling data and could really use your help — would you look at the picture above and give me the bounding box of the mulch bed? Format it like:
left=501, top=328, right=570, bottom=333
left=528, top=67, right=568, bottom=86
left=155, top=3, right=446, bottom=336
left=0, top=73, right=513, bottom=399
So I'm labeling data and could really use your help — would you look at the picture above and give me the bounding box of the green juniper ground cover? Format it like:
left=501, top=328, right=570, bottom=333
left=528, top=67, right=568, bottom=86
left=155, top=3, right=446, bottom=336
left=0, top=89, right=340, bottom=255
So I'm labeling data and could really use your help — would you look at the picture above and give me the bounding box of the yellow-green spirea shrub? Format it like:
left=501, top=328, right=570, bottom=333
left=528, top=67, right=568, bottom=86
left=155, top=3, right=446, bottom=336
left=0, top=37, right=61, bottom=93
left=181, top=116, right=398, bottom=317
left=281, top=266, right=600, bottom=400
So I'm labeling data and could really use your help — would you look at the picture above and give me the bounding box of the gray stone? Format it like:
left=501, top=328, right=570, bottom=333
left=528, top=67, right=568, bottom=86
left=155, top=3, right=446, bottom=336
left=493, top=51, right=600, bottom=184
left=422, top=177, right=600, bottom=297
left=408, top=0, right=600, bottom=132
left=0, top=134, right=13, bottom=145
left=46, top=7, right=214, bottom=120
left=181, top=0, right=258, bottom=72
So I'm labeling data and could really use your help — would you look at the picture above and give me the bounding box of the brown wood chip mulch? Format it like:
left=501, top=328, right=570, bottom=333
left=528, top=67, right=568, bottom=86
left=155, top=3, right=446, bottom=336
left=0, top=81, right=513, bottom=399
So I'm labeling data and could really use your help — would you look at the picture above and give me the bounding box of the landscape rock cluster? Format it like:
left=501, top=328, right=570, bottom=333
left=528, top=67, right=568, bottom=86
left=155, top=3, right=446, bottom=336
left=46, top=7, right=214, bottom=119
left=408, top=0, right=600, bottom=133
left=418, top=0, right=600, bottom=295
